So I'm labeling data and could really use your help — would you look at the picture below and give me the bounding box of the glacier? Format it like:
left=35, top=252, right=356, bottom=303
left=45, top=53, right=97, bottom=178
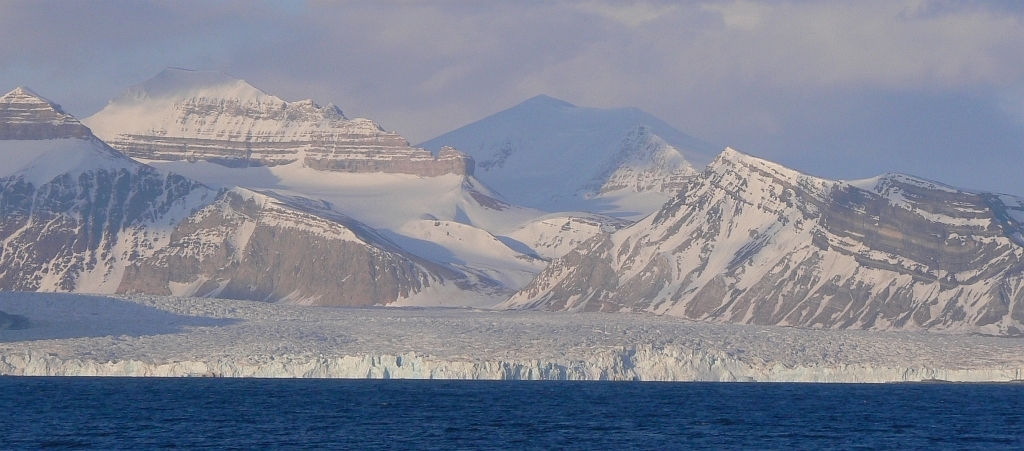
left=1, top=292, right=1022, bottom=382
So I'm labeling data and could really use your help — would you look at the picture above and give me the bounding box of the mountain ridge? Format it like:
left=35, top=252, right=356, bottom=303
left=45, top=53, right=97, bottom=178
left=503, top=147, right=1024, bottom=336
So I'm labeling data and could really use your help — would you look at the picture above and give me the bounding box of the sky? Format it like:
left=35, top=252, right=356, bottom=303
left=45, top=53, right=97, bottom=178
left=1, top=0, right=1022, bottom=196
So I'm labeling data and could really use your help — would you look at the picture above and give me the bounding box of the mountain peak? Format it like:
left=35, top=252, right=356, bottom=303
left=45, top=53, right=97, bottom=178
left=5, top=86, right=42, bottom=100
left=713, top=147, right=809, bottom=181
left=715, top=146, right=773, bottom=169
left=419, top=95, right=719, bottom=215
left=718, top=146, right=766, bottom=163
left=2, top=86, right=71, bottom=116
left=1, top=86, right=92, bottom=140
left=122, top=67, right=267, bottom=103
left=520, top=94, right=576, bottom=109
left=84, top=68, right=380, bottom=148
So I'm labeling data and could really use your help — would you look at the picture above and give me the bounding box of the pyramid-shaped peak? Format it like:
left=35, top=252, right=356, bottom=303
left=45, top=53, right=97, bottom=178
left=4, top=86, right=43, bottom=99
left=717, top=147, right=779, bottom=166
left=3, top=86, right=69, bottom=113
left=518, top=94, right=577, bottom=109
left=1, top=87, right=92, bottom=140
left=710, top=147, right=825, bottom=186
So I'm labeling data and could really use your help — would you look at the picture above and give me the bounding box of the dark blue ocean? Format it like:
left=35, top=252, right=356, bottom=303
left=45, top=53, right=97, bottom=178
left=1, top=378, right=1022, bottom=450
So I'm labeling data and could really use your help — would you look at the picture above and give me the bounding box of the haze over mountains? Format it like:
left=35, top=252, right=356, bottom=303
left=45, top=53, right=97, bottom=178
left=2, top=68, right=1023, bottom=335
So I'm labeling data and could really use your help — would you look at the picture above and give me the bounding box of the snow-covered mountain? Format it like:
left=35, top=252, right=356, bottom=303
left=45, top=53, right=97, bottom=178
left=80, top=71, right=628, bottom=295
left=84, top=68, right=472, bottom=176
left=503, top=148, right=1024, bottom=336
left=0, top=87, right=494, bottom=306
left=419, top=95, right=717, bottom=217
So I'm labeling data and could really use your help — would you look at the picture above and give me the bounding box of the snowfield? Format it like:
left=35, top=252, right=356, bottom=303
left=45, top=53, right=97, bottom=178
left=2, top=292, right=1022, bottom=382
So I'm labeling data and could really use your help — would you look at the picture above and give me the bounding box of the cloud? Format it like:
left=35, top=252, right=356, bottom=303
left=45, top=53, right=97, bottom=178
left=574, top=1, right=681, bottom=27
left=0, top=0, right=1021, bottom=195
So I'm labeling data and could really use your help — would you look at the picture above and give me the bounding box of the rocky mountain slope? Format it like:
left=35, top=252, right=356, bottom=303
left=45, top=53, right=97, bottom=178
left=84, top=68, right=472, bottom=176
left=503, top=148, right=1024, bottom=336
left=419, top=95, right=717, bottom=217
left=0, top=87, right=492, bottom=306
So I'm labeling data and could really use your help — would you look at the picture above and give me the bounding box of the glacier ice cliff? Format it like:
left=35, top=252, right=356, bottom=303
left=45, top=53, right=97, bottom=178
left=1, top=293, right=1022, bottom=382
left=3, top=346, right=1023, bottom=383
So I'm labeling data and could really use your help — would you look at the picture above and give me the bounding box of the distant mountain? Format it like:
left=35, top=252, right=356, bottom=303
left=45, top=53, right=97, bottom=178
left=503, top=148, right=1024, bottom=336
left=0, top=87, right=494, bottom=306
left=419, top=95, right=718, bottom=217
left=84, top=68, right=472, bottom=176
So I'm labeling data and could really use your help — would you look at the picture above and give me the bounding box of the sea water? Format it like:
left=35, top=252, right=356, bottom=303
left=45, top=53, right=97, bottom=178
left=1, top=378, right=1022, bottom=450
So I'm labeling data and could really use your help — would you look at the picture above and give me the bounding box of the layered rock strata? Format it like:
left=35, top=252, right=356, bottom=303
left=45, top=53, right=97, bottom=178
left=0, top=87, right=92, bottom=140
left=84, top=68, right=473, bottom=175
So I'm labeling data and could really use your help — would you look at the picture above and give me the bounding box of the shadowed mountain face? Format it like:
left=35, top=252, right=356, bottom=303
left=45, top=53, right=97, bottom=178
left=504, top=148, right=1024, bottom=336
left=0, top=309, right=30, bottom=331
left=0, top=87, right=486, bottom=306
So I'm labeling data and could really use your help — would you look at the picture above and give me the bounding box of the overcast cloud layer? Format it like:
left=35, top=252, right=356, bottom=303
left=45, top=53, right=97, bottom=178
left=1, top=0, right=1021, bottom=196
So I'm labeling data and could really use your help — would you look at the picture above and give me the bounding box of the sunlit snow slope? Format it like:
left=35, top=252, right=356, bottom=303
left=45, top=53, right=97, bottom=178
left=419, top=95, right=718, bottom=218
left=505, top=148, right=1024, bottom=336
